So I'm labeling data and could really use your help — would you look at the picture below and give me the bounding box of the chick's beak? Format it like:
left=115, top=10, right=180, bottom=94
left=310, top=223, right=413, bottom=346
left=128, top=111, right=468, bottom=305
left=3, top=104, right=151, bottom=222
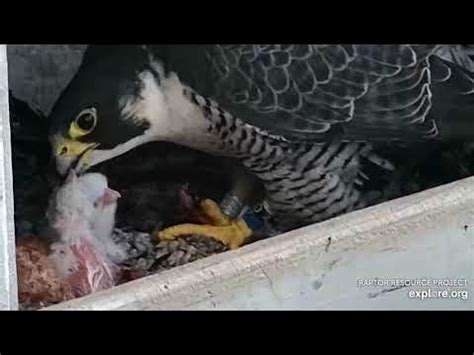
left=51, top=135, right=99, bottom=176
left=103, top=188, right=121, bottom=206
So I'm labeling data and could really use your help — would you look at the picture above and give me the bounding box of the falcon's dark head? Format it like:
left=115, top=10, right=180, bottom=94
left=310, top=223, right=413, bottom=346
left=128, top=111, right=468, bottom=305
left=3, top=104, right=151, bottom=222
left=49, top=45, right=175, bottom=175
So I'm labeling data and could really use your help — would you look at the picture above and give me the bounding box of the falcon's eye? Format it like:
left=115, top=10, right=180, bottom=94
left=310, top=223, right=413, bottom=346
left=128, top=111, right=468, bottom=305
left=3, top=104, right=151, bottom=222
left=69, top=108, right=97, bottom=139
left=76, top=111, right=96, bottom=131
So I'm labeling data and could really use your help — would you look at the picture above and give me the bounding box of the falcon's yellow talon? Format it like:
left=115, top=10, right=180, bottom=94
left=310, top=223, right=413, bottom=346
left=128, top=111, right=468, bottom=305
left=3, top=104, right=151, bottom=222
left=199, top=199, right=230, bottom=226
left=155, top=199, right=253, bottom=250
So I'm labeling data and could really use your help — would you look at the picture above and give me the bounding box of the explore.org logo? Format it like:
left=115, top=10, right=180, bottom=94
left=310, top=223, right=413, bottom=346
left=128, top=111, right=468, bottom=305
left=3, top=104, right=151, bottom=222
left=357, top=277, right=470, bottom=301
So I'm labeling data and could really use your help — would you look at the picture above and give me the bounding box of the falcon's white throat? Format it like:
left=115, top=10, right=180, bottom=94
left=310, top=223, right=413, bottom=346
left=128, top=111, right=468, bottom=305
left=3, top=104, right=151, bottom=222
left=135, top=69, right=215, bottom=150
left=79, top=65, right=219, bottom=172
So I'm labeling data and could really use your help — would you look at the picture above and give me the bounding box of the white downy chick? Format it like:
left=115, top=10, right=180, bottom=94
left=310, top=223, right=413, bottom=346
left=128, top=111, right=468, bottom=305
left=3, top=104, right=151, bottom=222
left=47, top=171, right=125, bottom=298
left=76, top=173, right=127, bottom=264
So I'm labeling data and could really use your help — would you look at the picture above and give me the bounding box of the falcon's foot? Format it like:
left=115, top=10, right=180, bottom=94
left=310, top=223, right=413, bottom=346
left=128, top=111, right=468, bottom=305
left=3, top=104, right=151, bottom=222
left=156, top=199, right=252, bottom=250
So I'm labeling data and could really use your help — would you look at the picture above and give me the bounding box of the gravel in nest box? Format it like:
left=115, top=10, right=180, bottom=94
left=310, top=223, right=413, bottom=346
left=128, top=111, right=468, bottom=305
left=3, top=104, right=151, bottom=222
left=151, top=235, right=228, bottom=272
left=112, top=227, right=229, bottom=281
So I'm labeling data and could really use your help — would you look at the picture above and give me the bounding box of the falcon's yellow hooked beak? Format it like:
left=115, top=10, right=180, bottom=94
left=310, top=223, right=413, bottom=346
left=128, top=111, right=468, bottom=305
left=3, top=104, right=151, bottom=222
left=51, top=135, right=99, bottom=176
left=51, top=107, right=102, bottom=175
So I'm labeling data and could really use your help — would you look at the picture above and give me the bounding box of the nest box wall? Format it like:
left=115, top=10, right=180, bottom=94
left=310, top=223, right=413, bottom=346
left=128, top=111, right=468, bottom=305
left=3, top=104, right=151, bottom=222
left=6, top=45, right=87, bottom=115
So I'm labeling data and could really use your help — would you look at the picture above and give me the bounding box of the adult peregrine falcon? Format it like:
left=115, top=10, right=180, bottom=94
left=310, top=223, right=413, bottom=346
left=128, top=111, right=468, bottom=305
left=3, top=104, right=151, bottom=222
left=48, top=45, right=474, bottom=248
